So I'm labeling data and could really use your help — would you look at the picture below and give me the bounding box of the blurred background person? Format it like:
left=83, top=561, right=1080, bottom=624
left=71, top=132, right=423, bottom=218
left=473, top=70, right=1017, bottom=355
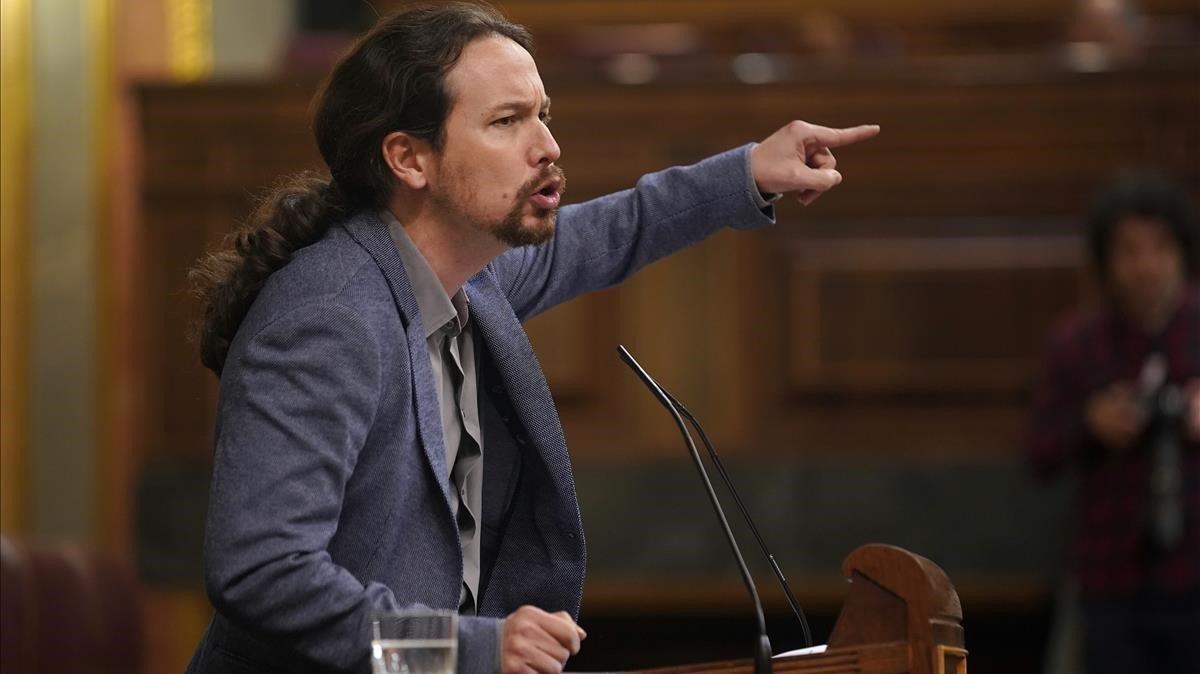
left=1027, top=174, right=1200, bottom=674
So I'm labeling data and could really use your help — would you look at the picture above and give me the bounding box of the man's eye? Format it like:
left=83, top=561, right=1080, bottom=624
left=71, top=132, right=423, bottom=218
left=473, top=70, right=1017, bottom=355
left=494, top=116, right=515, bottom=127
left=539, top=112, right=552, bottom=124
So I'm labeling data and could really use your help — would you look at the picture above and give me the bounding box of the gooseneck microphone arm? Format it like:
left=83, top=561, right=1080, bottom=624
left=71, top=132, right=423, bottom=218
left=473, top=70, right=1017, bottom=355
left=658, top=386, right=814, bottom=649
left=617, top=345, right=773, bottom=674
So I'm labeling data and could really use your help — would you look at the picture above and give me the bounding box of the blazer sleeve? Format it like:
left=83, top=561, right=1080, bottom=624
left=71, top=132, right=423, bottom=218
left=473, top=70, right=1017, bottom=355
left=490, top=144, right=776, bottom=322
left=206, top=300, right=505, bottom=673
left=202, top=300, right=396, bottom=671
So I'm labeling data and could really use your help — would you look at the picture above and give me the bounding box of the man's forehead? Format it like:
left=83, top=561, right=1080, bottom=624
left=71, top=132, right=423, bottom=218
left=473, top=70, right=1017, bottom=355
left=447, top=36, right=547, bottom=111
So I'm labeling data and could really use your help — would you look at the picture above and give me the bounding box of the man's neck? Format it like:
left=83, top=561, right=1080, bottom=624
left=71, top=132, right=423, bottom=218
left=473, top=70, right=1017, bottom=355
left=387, top=198, right=505, bottom=298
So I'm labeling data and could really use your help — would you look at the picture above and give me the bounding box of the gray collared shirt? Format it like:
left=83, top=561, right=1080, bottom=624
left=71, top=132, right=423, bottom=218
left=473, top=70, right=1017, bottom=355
left=378, top=163, right=772, bottom=622
left=383, top=210, right=484, bottom=615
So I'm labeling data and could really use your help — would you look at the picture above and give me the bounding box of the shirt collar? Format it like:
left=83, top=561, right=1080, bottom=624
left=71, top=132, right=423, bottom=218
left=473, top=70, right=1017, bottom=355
left=381, top=209, right=470, bottom=340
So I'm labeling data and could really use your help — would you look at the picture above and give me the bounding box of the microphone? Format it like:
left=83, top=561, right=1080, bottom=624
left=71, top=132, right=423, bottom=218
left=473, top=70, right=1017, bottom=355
left=655, top=385, right=814, bottom=650
left=617, top=345, right=773, bottom=674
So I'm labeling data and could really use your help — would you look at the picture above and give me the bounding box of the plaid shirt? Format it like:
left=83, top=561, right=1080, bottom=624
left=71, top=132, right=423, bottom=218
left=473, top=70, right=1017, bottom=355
left=1027, top=284, right=1200, bottom=597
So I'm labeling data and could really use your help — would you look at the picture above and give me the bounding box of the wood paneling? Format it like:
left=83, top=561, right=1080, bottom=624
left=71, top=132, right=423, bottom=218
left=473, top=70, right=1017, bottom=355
left=134, top=59, right=1199, bottom=471
left=124, top=23, right=1198, bottom=674
left=544, top=69, right=1198, bottom=218
left=786, top=235, right=1086, bottom=397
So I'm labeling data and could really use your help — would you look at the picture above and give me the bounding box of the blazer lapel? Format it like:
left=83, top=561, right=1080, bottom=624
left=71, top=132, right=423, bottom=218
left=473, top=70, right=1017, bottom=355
left=465, top=269, right=580, bottom=514
left=468, top=268, right=587, bottom=618
left=342, top=213, right=452, bottom=510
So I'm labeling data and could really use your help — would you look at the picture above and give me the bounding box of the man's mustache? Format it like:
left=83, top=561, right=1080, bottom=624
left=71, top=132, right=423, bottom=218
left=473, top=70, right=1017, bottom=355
left=518, top=165, right=567, bottom=201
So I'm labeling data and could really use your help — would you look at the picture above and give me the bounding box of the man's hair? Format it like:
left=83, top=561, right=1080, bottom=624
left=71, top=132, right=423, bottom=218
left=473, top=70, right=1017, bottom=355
left=1086, top=171, right=1198, bottom=281
left=190, top=2, right=531, bottom=375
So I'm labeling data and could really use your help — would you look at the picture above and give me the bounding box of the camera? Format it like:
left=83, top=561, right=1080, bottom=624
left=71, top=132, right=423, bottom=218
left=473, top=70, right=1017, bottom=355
left=1138, top=354, right=1187, bottom=552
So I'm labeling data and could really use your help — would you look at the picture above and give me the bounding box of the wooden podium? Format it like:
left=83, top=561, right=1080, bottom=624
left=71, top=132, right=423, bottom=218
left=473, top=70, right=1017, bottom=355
left=611, top=544, right=967, bottom=674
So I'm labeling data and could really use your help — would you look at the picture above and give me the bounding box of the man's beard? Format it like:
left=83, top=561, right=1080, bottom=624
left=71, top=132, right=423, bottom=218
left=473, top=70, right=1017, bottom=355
left=489, top=165, right=566, bottom=248
left=430, top=163, right=567, bottom=248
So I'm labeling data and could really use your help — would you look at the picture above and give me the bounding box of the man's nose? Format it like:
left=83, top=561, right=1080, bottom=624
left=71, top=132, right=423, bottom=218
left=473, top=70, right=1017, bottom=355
left=532, top=124, right=561, bottom=166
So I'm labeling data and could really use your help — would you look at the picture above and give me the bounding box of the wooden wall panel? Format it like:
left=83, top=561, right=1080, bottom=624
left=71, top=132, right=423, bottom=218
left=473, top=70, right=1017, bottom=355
left=785, top=235, right=1085, bottom=396
left=122, top=13, right=1199, bottom=670
left=546, top=71, right=1199, bottom=219
left=140, top=86, right=318, bottom=198
left=134, top=59, right=1199, bottom=470
left=141, top=197, right=236, bottom=460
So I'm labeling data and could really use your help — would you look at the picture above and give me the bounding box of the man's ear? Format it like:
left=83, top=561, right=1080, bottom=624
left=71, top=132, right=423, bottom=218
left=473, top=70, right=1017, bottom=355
left=382, top=131, right=433, bottom=190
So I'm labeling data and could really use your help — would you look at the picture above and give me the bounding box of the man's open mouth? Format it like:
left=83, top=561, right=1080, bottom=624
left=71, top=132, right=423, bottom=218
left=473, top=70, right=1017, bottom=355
left=529, top=176, right=563, bottom=209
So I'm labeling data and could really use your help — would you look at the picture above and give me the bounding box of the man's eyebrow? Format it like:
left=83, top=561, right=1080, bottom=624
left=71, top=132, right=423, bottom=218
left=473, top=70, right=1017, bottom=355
left=485, top=97, right=552, bottom=116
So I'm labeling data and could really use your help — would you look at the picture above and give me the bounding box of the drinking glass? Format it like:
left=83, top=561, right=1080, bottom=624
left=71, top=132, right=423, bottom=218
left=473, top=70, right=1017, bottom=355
left=371, top=609, right=457, bottom=674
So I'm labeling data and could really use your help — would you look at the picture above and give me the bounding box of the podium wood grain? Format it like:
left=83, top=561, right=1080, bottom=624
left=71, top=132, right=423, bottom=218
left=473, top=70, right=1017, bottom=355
left=588, top=545, right=966, bottom=674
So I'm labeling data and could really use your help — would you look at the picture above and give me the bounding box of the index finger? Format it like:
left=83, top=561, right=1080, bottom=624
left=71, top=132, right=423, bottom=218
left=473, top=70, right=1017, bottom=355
left=808, top=124, right=880, bottom=149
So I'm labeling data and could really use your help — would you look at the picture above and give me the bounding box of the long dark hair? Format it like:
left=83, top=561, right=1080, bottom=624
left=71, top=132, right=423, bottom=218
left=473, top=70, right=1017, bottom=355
left=190, top=2, right=532, bottom=375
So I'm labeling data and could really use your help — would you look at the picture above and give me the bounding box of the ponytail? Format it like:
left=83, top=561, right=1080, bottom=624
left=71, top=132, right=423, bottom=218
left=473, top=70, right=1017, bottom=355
left=190, top=173, right=349, bottom=375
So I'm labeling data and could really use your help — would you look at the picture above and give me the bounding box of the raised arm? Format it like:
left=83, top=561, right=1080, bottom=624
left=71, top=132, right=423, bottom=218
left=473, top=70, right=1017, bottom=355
left=492, top=121, right=880, bottom=321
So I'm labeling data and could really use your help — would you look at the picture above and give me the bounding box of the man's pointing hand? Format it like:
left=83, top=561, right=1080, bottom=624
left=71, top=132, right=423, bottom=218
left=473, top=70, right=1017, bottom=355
left=750, top=121, right=881, bottom=206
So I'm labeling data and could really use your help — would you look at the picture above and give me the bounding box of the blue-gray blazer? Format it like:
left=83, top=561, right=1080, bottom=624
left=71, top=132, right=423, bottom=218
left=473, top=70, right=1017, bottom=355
left=186, top=146, right=773, bottom=673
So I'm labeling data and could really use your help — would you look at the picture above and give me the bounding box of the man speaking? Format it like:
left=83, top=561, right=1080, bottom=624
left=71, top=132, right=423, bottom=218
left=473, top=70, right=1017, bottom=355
left=186, top=3, right=878, bottom=673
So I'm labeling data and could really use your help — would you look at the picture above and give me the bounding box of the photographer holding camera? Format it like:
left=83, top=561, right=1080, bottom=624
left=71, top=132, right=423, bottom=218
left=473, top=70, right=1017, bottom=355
left=1027, top=173, right=1200, bottom=674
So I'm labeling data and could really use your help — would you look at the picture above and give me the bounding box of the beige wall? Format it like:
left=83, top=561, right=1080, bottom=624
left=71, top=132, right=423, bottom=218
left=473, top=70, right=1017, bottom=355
left=24, top=0, right=109, bottom=542
left=211, top=0, right=292, bottom=78
left=1, top=0, right=295, bottom=544
left=1, top=0, right=33, bottom=535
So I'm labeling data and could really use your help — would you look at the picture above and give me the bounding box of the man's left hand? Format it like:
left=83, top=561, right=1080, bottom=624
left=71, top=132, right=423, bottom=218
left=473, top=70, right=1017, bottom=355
left=751, top=121, right=881, bottom=206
